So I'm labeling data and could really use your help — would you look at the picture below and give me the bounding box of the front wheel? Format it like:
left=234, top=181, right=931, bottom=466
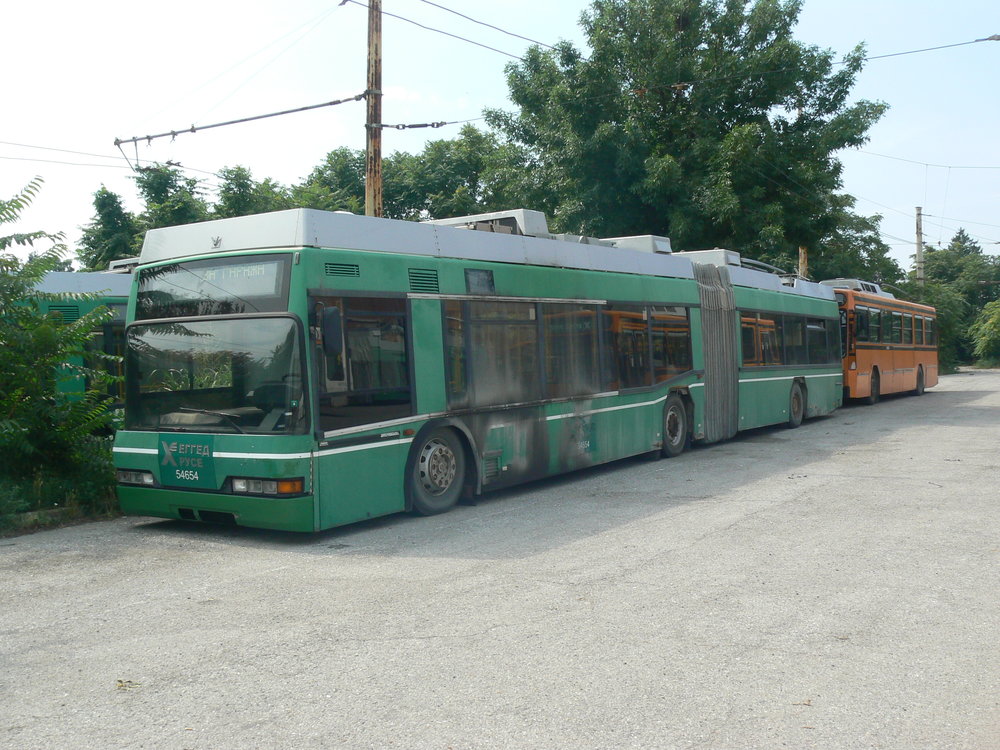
left=787, top=382, right=805, bottom=428
left=660, top=394, right=688, bottom=458
left=409, top=429, right=466, bottom=516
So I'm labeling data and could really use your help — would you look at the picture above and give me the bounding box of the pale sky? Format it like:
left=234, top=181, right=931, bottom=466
left=2, top=0, right=998, bottom=271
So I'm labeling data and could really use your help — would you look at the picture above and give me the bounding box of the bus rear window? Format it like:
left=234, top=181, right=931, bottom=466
left=136, top=255, right=291, bottom=319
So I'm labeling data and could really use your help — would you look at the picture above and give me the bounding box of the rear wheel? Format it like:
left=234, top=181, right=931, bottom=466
left=912, top=366, right=925, bottom=396
left=865, top=369, right=880, bottom=405
left=660, top=394, right=688, bottom=458
left=409, top=429, right=465, bottom=516
left=787, top=382, right=805, bottom=428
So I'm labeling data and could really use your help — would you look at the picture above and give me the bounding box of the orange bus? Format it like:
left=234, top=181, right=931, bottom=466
left=821, top=279, right=938, bottom=403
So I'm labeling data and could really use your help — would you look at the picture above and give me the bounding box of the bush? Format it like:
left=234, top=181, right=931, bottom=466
left=1, top=180, right=120, bottom=532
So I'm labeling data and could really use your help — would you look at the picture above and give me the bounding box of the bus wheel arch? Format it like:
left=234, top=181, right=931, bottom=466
left=405, top=422, right=476, bottom=515
left=787, top=379, right=806, bottom=428
left=660, top=391, right=691, bottom=458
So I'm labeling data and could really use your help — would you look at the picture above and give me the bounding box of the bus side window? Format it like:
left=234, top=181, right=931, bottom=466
left=781, top=316, right=808, bottom=365
left=759, top=314, right=781, bottom=365
left=915, top=316, right=924, bottom=345
left=891, top=312, right=903, bottom=344
left=856, top=307, right=869, bottom=342
left=881, top=310, right=893, bottom=344
left=806, top=318, right=834, bottom=364
left=602, top=305, right=651, bottom=390
left=649, top=306, right=691, bottom=381
left=869, top=308, right=881, bottom=343
left=444, top=300, right=468, bottom=408
left=469, top=300, right=542, bottom=405
left=902, top=313, right=913, bottom=344
left=543, top=303, right=601, bottom=398
left=741, top=315, right=758, bottom=366
left=312, top=295, right=412, bottom=432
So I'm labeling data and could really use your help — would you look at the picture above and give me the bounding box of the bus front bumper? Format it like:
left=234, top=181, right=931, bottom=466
left=118, top=486, right=316, bottom=532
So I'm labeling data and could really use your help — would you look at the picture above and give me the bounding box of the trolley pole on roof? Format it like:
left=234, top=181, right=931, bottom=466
left=365, top=0, right=383, bottom=217
left=915, top=206, right=925, bottom=285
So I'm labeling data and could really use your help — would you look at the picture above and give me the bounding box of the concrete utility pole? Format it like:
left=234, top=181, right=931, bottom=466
left=365, top=0, right=383, bottom=217
left=798, top=245, right=808, bottom=279
left=915, top=206, right=925, bottom=285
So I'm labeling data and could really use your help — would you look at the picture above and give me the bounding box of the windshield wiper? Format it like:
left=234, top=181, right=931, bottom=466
left=177, top=407, right=246, bottom=434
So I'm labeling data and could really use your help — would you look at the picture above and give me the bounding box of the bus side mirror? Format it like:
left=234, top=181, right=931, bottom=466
left=322, top=307, right=343, bottom=356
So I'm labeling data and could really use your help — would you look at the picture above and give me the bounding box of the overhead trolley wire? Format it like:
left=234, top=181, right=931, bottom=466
left=411, top=0, right=557, bottom=50
left=341, top=0, right=526, bottom=60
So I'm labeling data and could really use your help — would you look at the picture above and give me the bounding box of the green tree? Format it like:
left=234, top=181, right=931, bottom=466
left=134, top=163, right=209, bottom=233
left=969, top=299, right=1000, bottom=362
left=213, top=166, right=293, bottom=218
left=918, top=228, right=1000, bottom=363
left=78, top=187, right=138, bottom=270
left=897, top=280, right=968, bottom=372
left=487, top=0, right=886, bottom=263
left=1, top=181, right=117, bottom=484
left=292, top=148, right=366, bottom=214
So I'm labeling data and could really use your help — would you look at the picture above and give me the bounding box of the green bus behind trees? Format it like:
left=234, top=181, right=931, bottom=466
left=113, top=209, right=842, bottom=532
left=32, top=271, right=131, bottom=404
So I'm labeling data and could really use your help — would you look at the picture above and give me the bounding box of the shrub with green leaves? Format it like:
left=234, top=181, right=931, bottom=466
left=1, top=180, right=120, bottom=529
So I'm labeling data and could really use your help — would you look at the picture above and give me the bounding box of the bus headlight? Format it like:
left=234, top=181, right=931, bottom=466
left=231, top=477, right=304, bottom=496
left=118, top=470, right=155, bottom=486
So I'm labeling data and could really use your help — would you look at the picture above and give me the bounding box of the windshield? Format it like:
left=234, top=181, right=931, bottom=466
left=125, top=317, right=307, bottom=434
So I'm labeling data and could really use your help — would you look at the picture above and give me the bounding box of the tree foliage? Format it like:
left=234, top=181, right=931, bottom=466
left=1, top=183, right=117, bottom=481
left=969, top=300, right=1000, bottom=362
left=914, top=228, right=1000, bottom=365
left=79, top=187, right=139, bottom=270
left=487, top=0, right=886, bottom=260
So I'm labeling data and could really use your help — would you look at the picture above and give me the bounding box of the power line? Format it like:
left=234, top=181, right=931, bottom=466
left=412, top=0, right=557, bottom=50
left=859, top=150, right=1000, bottom=170
left=197, top=7, right=341, bottom=124
left=0, top=140, right=221, bottom=177
left=140, top=5, right=345, bottom=125
left=342, top=0, right=525, bottom=60
left=0, top=155, right=133, bottom=170
left=663, top=35, right=1000, bottom=92
left=924, top=214, right=1000, bottom=231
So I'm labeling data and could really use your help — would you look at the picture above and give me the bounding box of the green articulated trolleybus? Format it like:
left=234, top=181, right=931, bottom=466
left=113, top=208, right=843, bottom=532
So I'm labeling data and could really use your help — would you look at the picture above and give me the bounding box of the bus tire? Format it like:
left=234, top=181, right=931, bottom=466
left=865, top=369, right=880, bottom=405
left=660, top=394, right=688, bottom=458
left=409, top=429, right=466, bottom=516
left=787, top=381, right=805, bottom=428
left=912, top=366, right=925, bottom=396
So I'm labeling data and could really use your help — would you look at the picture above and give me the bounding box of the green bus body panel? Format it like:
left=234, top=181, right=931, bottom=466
left=315, top=439, right=412, bottom=529
left=409, top=299, right=448, bottom=414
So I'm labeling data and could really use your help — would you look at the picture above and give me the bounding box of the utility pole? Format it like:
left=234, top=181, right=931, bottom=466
left=365, top=0, right=382, bottom=217
left=798, top=245, right=808, bottom=279
left=915, top=206, right=925, bottom=285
